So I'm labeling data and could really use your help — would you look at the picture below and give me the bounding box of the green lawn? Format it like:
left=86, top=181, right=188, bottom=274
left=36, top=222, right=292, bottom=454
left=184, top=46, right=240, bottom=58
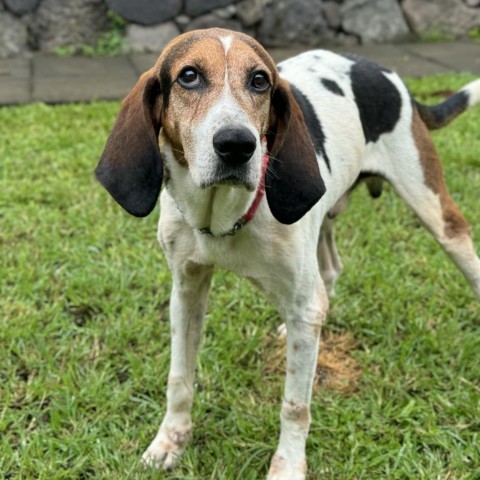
left=1, top=73, right=479, bottom=480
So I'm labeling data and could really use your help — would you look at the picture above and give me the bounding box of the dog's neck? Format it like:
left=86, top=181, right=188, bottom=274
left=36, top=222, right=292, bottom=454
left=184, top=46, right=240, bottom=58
left=163, top=148, right=268, bottom=237
left=198, top=153, right=269, bottom=237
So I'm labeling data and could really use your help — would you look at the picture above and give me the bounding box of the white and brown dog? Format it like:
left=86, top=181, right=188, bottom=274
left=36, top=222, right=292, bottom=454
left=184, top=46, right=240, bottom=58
left=95, top=28, right=480, bottom=479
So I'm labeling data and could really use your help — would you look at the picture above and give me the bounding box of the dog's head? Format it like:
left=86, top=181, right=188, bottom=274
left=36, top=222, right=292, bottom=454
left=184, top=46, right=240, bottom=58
left=95, top=28, right=325, bottom=224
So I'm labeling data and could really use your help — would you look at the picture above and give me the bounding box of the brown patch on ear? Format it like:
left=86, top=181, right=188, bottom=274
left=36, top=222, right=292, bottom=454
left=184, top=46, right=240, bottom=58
left=266, top=79, right=326, bottom=225
left=412, top=108, right=470, bottom=239
left=95, top=70, right=163, bottom=217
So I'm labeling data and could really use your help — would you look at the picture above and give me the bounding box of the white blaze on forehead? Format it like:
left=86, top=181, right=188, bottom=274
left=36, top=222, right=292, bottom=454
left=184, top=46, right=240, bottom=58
left=220, top=35, right=233, bottom=55
left=219, top=36, right=233, bottom=86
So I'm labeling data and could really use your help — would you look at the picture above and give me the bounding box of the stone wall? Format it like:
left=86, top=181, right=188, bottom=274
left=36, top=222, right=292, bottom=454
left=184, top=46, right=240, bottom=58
left=1, top=0, right=479, bottom=58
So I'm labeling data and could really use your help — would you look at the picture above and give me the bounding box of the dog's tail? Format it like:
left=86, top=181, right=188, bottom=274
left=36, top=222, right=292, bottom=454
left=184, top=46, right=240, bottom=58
left=415, top=78, right=480, bottom=130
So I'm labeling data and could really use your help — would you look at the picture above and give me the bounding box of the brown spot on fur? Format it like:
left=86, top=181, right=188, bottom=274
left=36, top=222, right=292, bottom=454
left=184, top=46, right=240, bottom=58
left=411, top=108, right=445, bottom=195
left=268, top=454, right=286, bottom=477
left=170, top=398, right=192, bottom=415
left=166, top=377, right=194, bottom=415
left=442, top=206, right=470, bottom=238
left=183, top=261, right=212, bottom=278
left=282, top=400, right=310, bottom=428
left=268, top=454, right=307, bottom=477
left=412, top=107, right=471, bottom=239
left=166, top=425, right=192, bottom=448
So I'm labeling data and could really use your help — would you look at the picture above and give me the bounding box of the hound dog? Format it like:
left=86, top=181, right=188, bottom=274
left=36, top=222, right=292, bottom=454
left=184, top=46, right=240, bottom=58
left=95, top=28, right=480, bottom=479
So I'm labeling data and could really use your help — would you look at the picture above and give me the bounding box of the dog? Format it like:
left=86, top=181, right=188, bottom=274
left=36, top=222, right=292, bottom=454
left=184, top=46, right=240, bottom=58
left=95, top=28, right=480, bottom=479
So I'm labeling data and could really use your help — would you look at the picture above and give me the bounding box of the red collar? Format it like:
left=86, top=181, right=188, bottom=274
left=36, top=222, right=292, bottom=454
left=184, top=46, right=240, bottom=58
left=241, top=151, right=269, bottom=223
left=199, top=151, right=270, bottom=237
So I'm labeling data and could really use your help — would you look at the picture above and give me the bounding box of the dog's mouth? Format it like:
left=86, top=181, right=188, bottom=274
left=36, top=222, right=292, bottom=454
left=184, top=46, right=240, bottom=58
left=200, top=173, right=256, bottom=192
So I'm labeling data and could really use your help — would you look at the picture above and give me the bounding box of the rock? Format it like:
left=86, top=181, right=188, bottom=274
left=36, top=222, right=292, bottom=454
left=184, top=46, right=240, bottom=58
left=184, top=13, right=243, bottom=32
left=336, top=31, right=361, bottom=46
left=4, top=0, right=40, bottom=15
left=185, top=0, right=238, bottom=17
left=321, top=1, right=342, bottom=30
left=175, top=14, right=192, bottom=27
left=341, top=0, right=410, bottom=44
left=403, top=0, right=480, bottom=37
left=212, top=4, right=237, bottom=19
left=0, top=9, right=29, bottom=57
left=127, top=22, right=180, bottom=53
left=236, top=0, right=264, bottom=26
left=31, top=0, right=109, bottom=53
left=258, top=0, right=329, bottom=47
left=107, top=0, right=182, bottom=26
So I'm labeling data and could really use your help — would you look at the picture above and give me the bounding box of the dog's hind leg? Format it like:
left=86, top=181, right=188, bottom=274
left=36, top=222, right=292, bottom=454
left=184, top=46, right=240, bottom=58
left=392, top=109, right=480, bottom=300
left=318, top=216, right=343, bottom=298
left=142, top=261, right=213, bottom=470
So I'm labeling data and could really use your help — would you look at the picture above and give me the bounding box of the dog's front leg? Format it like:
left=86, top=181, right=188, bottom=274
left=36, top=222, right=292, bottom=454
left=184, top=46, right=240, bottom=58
left=268, top=279, right=328, bottom=480
left=142, top=262, right=213, bottom=470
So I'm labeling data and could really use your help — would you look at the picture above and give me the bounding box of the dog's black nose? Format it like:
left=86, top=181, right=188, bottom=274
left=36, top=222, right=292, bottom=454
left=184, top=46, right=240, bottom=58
left=213, top=126, right=257, bottom=165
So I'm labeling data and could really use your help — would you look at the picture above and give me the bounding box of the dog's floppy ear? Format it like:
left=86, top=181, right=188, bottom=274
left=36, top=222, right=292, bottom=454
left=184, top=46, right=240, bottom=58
left=266, top=79, right=326, bottom=225
left=95, top=70, right=163, bottom=217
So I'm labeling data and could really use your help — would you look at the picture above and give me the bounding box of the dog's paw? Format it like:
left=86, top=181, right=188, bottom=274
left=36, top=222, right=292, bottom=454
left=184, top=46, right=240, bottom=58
left=267, top=454, right=307, bottom=480
left=141, top=425, right=191, bottom=471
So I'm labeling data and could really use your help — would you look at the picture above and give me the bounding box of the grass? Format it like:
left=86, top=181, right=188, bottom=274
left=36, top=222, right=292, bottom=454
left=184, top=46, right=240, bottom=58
left=1, top=72, right=479, bottom=479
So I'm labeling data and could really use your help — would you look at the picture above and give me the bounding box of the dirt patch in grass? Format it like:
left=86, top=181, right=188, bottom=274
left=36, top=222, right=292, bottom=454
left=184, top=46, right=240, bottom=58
left=314, top=332, right=362, bottom=395
left=265, top=331, right=362, bottom=396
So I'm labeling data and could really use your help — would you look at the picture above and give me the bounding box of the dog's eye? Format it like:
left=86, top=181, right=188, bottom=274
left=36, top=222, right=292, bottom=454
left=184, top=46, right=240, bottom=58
left=178, top=68, right=201, bottom=88
left=250, top=72, right=270, bottom=92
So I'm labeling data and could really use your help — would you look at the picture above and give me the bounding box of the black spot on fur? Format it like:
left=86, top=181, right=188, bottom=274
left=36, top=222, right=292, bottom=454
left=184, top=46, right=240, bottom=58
left=321, top=78, right=344, bottom=96
left=343, top=54, right=401, bottom=143
left=346, top=54, right=392, bottom=74
left=289, top=83, right=331, bottom=172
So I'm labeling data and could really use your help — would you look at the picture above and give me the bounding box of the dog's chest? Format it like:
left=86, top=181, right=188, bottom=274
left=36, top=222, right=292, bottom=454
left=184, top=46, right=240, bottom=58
left=190, top=220, right=287, bottom=277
